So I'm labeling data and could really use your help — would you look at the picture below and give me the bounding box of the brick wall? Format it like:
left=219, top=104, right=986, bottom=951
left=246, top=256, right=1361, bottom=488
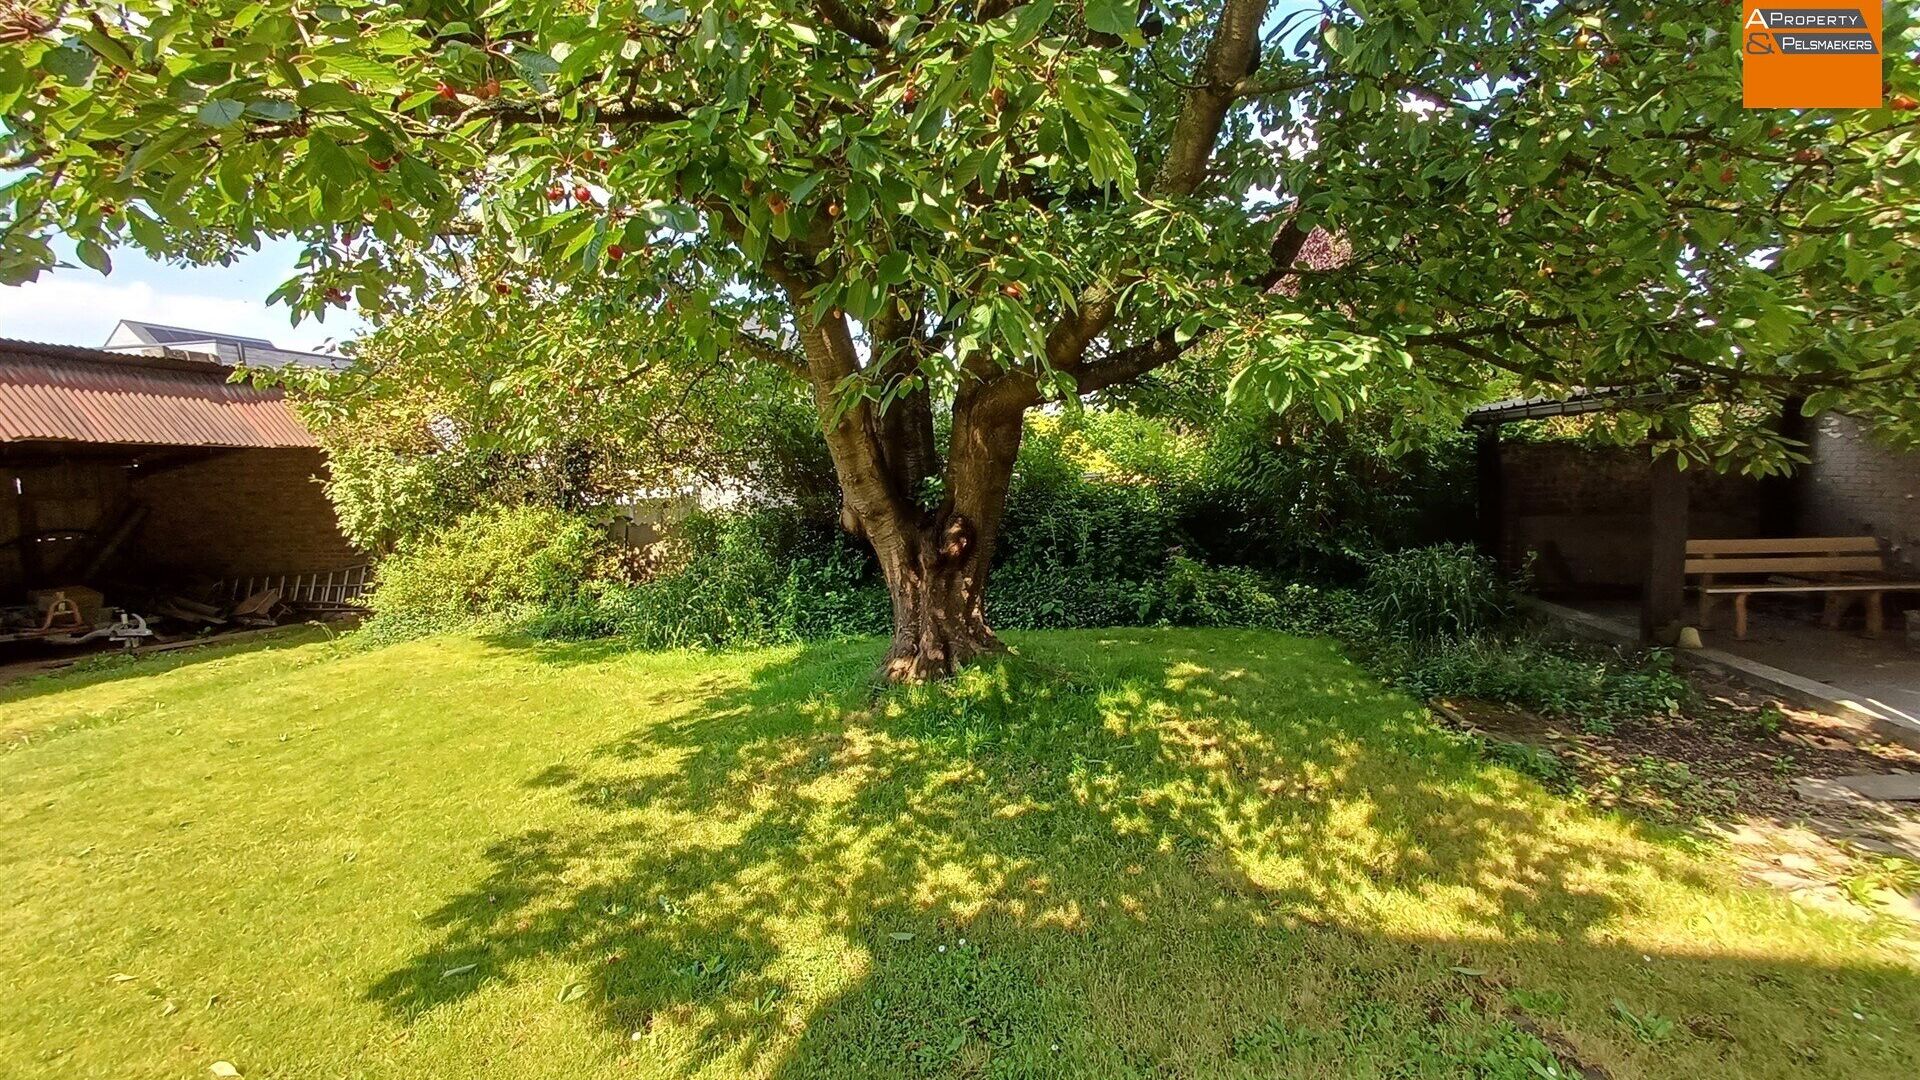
left=1797, top=413, right=1920, bottom=572
left=129, top=448, right=360, bottom=583
left=1496, top=441, right=1765, bottom=591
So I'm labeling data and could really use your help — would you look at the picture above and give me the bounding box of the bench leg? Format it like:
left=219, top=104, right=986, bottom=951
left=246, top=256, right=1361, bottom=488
left=1823, top=592, right=1846, bottom=630
left=1733, top=593, right=1749, bottom=640
left=1866, top=592, right=1884, bottom=638
left=1698, top=591, right=1714, bottom=632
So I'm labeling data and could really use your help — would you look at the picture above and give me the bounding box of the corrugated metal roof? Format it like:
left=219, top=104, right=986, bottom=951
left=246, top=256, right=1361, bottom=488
left=0, top=338, right=318, bottom=449
left=1464, top=385, right=1679, bottom=427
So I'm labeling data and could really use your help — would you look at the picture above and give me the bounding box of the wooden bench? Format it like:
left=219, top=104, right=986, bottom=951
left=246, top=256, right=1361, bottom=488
left=1688, top=537, right=1920, bottom=640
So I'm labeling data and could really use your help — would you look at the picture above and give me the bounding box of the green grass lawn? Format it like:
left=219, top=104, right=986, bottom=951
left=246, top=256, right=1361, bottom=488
left=3, top=628, right=1916, bottom=1079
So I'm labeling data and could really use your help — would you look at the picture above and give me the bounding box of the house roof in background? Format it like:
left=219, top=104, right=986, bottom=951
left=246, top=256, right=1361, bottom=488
left=0, top=338, right=318, bottom=449
left=103, top=319, right=348, bottom=371
left=108, top=320, right=276, bottom=349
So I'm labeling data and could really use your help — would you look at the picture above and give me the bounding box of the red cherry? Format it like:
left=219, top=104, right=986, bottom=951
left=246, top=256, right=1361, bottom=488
left=1718, top=166, right=1735, bottom=183
left=1893, top=94, right=1920, bottom=111
left=606, top=244, right=624, bottom=262
left=495, top=282, right=512, bottom=295
left=478, top=79, right=500, bottom=99
left=574, top=185, right=593, bottom=205
left=99, top=201, right=116, bottom=214
left=370, top=157, right=392, bottom=173
left=767, top=194, right=789, bottom=215
left=546, top=186, right=565, bottom=202
left=436, top=82, right=457, bottom=101
left=1000, top=282, right=1024, bottom=299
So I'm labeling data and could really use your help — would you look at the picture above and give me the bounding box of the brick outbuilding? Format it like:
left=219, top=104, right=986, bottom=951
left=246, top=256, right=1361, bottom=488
left=0, top=338, right=358, bottom=604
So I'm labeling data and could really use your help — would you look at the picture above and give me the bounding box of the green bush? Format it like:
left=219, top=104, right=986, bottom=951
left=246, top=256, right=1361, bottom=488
left=1363, top=543, right=1516, bottom=641
left=363, top=505, right=608, bottom=641
left=1379, top=635, right=1688, bottom=731
left=526, top=508, right=889, bottom=650
left=1157, top=556, right=1285, bottom=628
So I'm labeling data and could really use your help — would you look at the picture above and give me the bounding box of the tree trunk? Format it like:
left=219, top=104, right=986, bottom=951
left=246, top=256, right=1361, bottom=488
left=779, top=287, right=1025, bottom=682
left=873, top=516, right=1004, bottom=682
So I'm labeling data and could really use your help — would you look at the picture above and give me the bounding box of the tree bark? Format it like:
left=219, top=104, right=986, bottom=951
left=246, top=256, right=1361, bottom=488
left=871, top=513, right=1003, bottom=682
left=870, top=374, right=1026, bottom=681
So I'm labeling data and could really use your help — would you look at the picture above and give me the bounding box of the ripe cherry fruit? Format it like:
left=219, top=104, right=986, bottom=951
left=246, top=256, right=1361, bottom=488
left=767, top=194, right=790, bottom=215
left=370, top=157, right=392, bottom=173
left=1892, top=94, right=1920, bottom=111
left=546, top=185, right=565, bottom=202
left=574, top=185, right=593, bottom=205
left=1718, top=166, right=1736, bottom=183
left=607, top=244, right=625, bottom=262
left=436, top=82, right=458, bottom=101
left=495, top=282, right=513, bottom=295
left=1000, top=282, right=1024, bottom=299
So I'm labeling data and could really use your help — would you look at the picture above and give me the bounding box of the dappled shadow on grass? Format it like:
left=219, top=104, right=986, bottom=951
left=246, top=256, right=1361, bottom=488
left=364, top=631, right=1919, bottom=1077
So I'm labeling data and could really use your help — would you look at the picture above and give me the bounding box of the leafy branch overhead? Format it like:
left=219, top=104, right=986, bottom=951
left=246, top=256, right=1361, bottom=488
left=3, top=0, right=1918, bottom=674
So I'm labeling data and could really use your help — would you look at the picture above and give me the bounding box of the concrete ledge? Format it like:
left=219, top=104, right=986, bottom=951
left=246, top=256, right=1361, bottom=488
left=1524, top=598, right=1920, bottom=752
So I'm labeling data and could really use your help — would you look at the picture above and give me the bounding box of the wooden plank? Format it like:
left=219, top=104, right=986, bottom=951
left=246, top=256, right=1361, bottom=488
left=1701, top=582, right=1920, bottom=594
left=1683, top=556, right=1884, bottom=575
left=1686, top=536, right=1880, bottom=555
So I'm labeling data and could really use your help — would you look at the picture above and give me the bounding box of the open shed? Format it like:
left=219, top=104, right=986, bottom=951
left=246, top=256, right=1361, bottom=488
left=0, top=338, right=359, bottom=627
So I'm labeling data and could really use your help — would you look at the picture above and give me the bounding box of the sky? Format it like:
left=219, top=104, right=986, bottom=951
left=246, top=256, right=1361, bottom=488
left=0, top=238, right=366, bottom=354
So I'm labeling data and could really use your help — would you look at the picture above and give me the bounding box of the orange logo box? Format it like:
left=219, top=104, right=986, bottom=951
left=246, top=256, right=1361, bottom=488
left=1741, top=2, right=1883, bottom=108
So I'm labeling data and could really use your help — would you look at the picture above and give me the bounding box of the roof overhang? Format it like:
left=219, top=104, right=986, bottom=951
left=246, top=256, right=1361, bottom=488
left=0, top=338, right=319, bottom=450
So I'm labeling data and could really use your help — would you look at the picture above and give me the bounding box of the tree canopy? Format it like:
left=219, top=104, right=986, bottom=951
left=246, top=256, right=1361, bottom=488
left=4, top=0, right=1917, bottom=675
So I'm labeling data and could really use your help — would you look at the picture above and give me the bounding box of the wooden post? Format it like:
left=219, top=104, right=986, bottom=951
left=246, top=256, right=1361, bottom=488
left=1642, top=449, right=1689, bottom=644
left=1475, top=425, right=1505, bottom=563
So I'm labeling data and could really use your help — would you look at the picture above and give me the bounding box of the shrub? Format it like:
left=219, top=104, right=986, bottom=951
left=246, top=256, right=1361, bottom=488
left=1363, top=543, right=1516, bottom=641
left=363, top=505, right=608, bottom=641
left=1157, top=556, right=1285, bottom=628
left=526, top=508, right=889, bottom=650
left=1380, top=635, right=1688, bottom=731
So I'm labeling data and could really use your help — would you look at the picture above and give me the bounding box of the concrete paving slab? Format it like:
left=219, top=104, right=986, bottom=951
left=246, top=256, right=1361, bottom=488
left=1833, top=773, right=1920, bottom=801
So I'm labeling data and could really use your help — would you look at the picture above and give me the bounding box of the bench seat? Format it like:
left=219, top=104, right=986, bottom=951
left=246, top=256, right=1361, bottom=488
left=1686, top=536, right=1920, bottom=640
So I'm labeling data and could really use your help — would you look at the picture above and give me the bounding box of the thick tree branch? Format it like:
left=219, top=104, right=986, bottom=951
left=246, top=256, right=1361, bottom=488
left=1151, top=0, right=1273, bottom=195
left=814, top=0, right=891, bottom=49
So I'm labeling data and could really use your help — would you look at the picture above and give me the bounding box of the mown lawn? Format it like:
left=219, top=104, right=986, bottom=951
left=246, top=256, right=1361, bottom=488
left=2, top=627, right=1916, bottom=1079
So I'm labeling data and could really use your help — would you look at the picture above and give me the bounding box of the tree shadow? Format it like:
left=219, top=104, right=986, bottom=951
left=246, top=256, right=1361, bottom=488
left=363, top=631, right=1920, bottom=1077
left=0, top=623, right=340, bottom=710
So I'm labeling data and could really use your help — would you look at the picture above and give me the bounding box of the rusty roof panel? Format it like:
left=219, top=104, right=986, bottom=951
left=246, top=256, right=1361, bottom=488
left=0, top=338, right=318, bottom=449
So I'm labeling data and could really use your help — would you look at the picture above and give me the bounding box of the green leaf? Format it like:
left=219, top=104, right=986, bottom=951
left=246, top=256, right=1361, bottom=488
left=74, top=239, right=112, bottom=275
left=42, top=42, right=96, bottom=84
left=514, top=51, right=562, bottom=94
left=244, top=100, right=299, bottom=121
left=1084, top=0, right=1138, bottom=36
left=557, top=981, right=589, bottom=1003
left=197, top=99, right=247, bottom=129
